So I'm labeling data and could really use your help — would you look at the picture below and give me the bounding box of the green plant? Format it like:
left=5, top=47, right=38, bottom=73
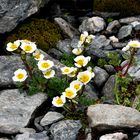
left=5, top=18, right=62, bottom=51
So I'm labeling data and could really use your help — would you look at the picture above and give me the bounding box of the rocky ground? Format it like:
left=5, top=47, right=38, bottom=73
left=0, top=0, right=140, bottom=140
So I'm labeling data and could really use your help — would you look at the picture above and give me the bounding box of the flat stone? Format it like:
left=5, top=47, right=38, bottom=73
left=93, top=66, right=109, bottom=87
left=79, top=16, right=106, bottom=33
left=112, top=42, right=127, bottom=49
left=0, top=55, right=25, bottom=88
left=119, top=16, right=140, bottom=24
left=0, top=89, right=47, bottom=134
left=99, top=132, right=128, bottom=140
left=118, top=25, right=132, bottom=40
left=48, top=48, right=63, bottom=60
left=54, top=17, right=79, bottom=39
left=0, top=0, right=49, bottom=33
left=90, top=35, right=111, bottom=49
left=40, top=111, right=64, bottom=126
left=56, top=39, right=72, bottom=54
left=15, top=131, right=49, bottom=140
left=50, top=120, right=82, bottom=140
left=109, top=36, right=119, bottom=43
left=106, top=20, right=120, bottom=33
left=101, top=75, right=116, bottom=103
left=104, top=65, right=116, bottom=74
left=87, top=104, right=140, bottom=130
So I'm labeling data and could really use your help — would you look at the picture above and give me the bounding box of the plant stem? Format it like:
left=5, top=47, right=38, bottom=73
left=63, top=104, right=71, bottom=112
left=114, top=75, right=120, bottom=104
left=21, top=54, right=33, bottom=78
left=78, top=85, right=85, bottom=97
left=123, top=48, right=135, bottom=76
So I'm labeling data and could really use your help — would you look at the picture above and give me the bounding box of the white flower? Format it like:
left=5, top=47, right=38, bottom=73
left=79, top=31, right=88, bottom=45
left=85, top=35, right=95, bottom=44
left=33, top=50, right=44, bottom=60
left=70, top=80, right=83, bottom=92
left=20, top=41, right=37, bottom=53
left=61, top=67, right=74, bottom=75
left=77, top=70, right=95, bottom=85
left=12, top=69, right=28, bottom=82
left=52, top=95, right=66, bottom=107
left=122, top=45, right=130, bottom=52
left=74, top=55, right=91, bottom=68
left=63, top=87, right=77, bottom=99
left=128, top=40, right=140, bottom=48
left=43, top=69, right=55, bottom=79
left=67, top=67, right=78, bottom=77
left=37, top=60, right=54, bottom=71
left=72, top=48, right=83, bottom=55
left=6, top=40, right=20, bottom=52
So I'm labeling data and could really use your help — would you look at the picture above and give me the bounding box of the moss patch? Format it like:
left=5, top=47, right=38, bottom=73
left=93, top=0, right=140, bottom=17
left=5, top=18, right=62, bottom=51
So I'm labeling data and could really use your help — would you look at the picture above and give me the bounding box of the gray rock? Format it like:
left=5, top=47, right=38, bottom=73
left=54, top=17, right=79, bottom=39
left=19, top=128, right=36, bottom=134
left=0, top=138, right=11, bottom=140
left=135, top=24, right=140, bottom=31
left=34, top=116, right=44, bottom=132
left=112, top=42, right=127, bottom=49
left=104, top=65, right=116, bottom=74
left=109, top=36, right=119, bottom=43
left=0, top=89, right=47, bottom=134
left=40, top=111, right=64, bottom=126
left=91, top=12, right=120, bottom=18
left=118, top=25, right=132, bottom=40
left=89, top=35, right=111, bottom=49
left=15, top=131, right=49, bottom=140
left=99, top=132, right=128, bottom=140
left=0, top=55, right=25, bottom=88
left=93, top=67, right=109, bottom=87
left=119, top=16, right=140, bottom=24
left=85, top=128, right=92, bottom=140
left=48, top=48, right=63, bottom=60
left=50, top=120, right=82, bottom=140
left=101, top=75, right=116, bottom=103
left=87, top=104, right=140, bottom=130
left=106, top=20, right=120, bottom=33
left=56, top=39, right=72, bottom=54
left=79, top=16, right=106, bottom=33
left=0, top=0, right=49, bottom=33
left=133, top=134, right=140, bottom=140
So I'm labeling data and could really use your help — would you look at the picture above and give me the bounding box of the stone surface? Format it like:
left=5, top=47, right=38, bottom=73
left=101, top=75, right=116, bottom=103
left=118, top=25, right=132, bottom=40
left=15, top=131, right=49, bottom=140
left=119, top=16, right=140, bottom=24
left=0, top=0, right=49, bottom=33
left=89, top=35, right=110, bottom=49
left=54, top=17, right=79, bottom=39
left=133, top=134, right=140, bottom=140
left=79, top=16, right=106, bottom=33
left=48, top=48, right=63, bottom=60
left=0, top=138, right=11, bottom=140
left=0, top=55, right=25, bottom=88
left=106, top=20, right=120, bottom=33
left=50, top=120, right=82, bottom=140
left=104, top=65, right=116, bottom=74
left=87, top=104, right=140, bottom=130
left=56, top=39, right=72, bottom=54
left=93, top=66, right=109, bottom=87
left=112, top=42, right=127, bottom=49
left=0, top=89, right=47, bottom=134
left=99, top=132, right=128, bottom=140
left=40, top=111, right=64, bottom=126
left=109, top=36, right=119, bottom=43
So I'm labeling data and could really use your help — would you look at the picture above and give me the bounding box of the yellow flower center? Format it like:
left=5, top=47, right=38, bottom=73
left=41, top=62, right=50, bottom=69
left=56, top=98, right=63, bottom=105
left=74, top=84, right=80, bottom=90
left=16, top=73, right=24, bottom=79
left=44, top=71, right=51, bottom=77
left=64, top=68, right=70, bottom=73
left=132, top=43, right=139, bottom=47
left=77, top=59, right=84, bottom=66
left=79, top=74, right=90, bottom=83
left=35, top=53, right=40, bottom=59
left=24, top=45, right=32, bottom=51
left=10, top=44, right=18, bottom=49
left=65, top=90, right=74, bottom=97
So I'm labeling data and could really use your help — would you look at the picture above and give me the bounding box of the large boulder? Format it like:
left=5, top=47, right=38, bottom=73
left=87, top=104, right=140, bottom=131
left=0, top=0, right=50, bottom=33
left=0, top=89, right=47, bottom=134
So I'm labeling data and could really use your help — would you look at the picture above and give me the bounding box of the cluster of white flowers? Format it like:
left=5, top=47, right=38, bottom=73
left=52, top=31, right=95, bottom=107
left=122, top=40, right=140, bottom=52
left=6, top=39, right=55, bottom=82
left=72, top=31, right=95, bottom=55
